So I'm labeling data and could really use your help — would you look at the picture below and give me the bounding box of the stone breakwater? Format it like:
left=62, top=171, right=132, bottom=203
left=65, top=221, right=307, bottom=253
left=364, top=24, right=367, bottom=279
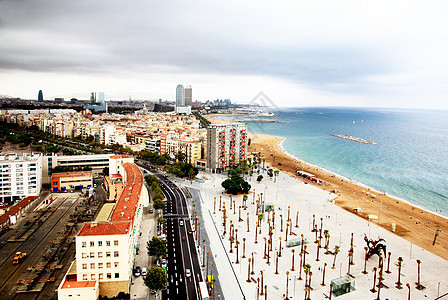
left=331, top=134, right=376, bottom=144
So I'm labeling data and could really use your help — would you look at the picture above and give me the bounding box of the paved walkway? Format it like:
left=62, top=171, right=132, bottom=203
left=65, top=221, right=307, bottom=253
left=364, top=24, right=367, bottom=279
left=180, top=170, right=448, bottom=300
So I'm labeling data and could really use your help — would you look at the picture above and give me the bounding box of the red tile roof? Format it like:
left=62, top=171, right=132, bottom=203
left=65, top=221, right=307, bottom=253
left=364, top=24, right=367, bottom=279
left=77, top=221, right=130, bottom=236
left=110, top=163, right=143, bottom=222
left=51, top=171, right=92, bottom=179
left=61, top=277, right=97, bottom=289
left=0, top=196, right=36, bottom=226
left=77, top=162, right=143, bottom=237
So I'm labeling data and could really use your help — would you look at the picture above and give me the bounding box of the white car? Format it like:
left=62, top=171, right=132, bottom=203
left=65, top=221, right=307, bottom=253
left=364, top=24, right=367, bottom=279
left=179, top=220, right=184, bottom=226
left=142, top=267, right=147, bottom=276
left=185, top=268, right=191, bottom=278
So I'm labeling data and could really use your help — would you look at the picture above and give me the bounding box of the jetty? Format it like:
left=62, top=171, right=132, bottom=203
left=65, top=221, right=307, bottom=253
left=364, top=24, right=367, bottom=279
left=331, top=134, right=376, bottom=144
left=236, top=119, right=288, bottom=123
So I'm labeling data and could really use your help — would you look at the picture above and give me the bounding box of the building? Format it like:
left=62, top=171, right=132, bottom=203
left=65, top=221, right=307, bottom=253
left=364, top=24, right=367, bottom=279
left=184, top=85, right=192, bottom=106
left=42, top=154, right=113, bottom=184
left=97, top=92, right=105, bottom=105
left=58, top=156, right=148, bottom=298
left=50, top=171, right=93, bottom=192
left=178, top=138, right=202, bottom=166
left=0, top=153, right=42, bottom=204
left=38, top=90, right=43, bottom=102
left=206, top=123, right=248, bottom=172
left=176, top=84, right=184, bottom=107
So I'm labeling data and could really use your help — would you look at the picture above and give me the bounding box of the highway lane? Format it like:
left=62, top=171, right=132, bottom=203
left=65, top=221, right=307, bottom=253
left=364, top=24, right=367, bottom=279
left=154, top=173, right=203, bottom=300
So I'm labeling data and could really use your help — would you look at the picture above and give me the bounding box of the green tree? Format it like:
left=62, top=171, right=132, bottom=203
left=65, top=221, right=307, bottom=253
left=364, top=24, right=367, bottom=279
left=147, top=236, right=167, bottom=258
left=221, top=174, right=251, bottom=195
left=143, top=267, right=167, bottom=292
left=257, top=175, right=263, bottom=182
left=153, top=198, right=165, bottom=210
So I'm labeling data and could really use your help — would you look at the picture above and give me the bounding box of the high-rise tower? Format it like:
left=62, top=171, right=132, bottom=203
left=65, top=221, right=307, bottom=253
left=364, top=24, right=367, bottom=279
left=176, top=84, right=185, bottom=107
left=38, top=90, right=43, bottom=102
left=184, top=85, right=192, bottom=106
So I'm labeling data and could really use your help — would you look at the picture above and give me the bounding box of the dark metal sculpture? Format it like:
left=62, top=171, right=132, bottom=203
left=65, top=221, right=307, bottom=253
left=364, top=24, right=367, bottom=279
left=364, top=234, right=387, bottom=260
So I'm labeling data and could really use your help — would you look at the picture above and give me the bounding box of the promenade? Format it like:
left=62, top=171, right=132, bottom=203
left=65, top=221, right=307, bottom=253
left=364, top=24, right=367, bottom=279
left=180, top=169, right=448, bottom=299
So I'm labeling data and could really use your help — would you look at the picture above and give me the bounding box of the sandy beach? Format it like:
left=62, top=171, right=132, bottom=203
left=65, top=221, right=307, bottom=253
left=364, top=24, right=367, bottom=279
left=205, top=114, right=448, bottom=261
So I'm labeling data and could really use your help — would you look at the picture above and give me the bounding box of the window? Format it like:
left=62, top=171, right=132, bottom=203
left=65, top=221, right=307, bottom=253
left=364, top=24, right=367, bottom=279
left=114, top=262, right=119, bottom=268
left=106, top=252, right=111, bottom=257
left=82, top=264, right=87, bottom=270
left=114, top=240, right=119, bottom=246
left=91, top=274, right=96, bottom=280
left=115, top=273, right=119, bottom=278
left=98, top=241, right=102, bottom=247
left=98, top=252, right=103, bottom=258
left=106, top=262, right=111, bottom=268
left=82, top=242, right=86, bottom=248
left=114, top=251, right=119, bottom=257
left=90, top=263, right=95, bottom=269
left=82, top=253, right=87, bottom=258
left=90, top=252, right=95, bottom=258
left=90, top=241, right=94, bottom=247
left=83, top=274, right=88, bottom=280
left=107, top=273, right=112, bottom=279
left=52, top=182, right=58, bottom=185
left=106, top=241, right=111, bottom=246
left=99, top=273, right=103, bottom=280
left=98, top=263, right=103, bottom=269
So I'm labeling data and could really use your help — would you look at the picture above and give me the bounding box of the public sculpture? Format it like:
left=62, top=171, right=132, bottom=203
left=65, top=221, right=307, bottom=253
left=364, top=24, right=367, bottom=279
left=364, top=234, right=387, bottom=259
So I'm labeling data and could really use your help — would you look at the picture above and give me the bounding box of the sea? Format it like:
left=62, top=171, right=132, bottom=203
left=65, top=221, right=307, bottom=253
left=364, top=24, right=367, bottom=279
left=219, top=107, right=448, bottom=216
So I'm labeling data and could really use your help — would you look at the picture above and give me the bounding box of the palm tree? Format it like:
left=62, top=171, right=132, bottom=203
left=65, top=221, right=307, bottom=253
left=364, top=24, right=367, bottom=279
left=304, top=264, right=312, bottom=287
left=332, top=245, right=340, bottom=269
left=323, top=230, right=330, bottom=250
left=243, top=194, right=248, bottom=209
left=258, top=213, right=264, bottom=227
left=274, top=170, right=279, bottom=183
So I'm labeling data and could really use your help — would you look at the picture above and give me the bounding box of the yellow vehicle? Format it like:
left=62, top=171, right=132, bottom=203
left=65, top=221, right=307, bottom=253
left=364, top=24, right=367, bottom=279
left=13, top=252, right=27, bottom=264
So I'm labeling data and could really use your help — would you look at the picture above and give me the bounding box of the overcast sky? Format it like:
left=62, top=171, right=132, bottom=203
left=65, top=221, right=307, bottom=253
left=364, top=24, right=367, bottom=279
left=1, top=0, right=448, bottom=109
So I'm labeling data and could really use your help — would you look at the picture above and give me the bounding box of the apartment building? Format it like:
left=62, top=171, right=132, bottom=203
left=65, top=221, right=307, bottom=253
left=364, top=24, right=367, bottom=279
left=206, top=123, right=247, bottom=172
left=178, top=138, right=202, bottom=166
left=0, top=153, right=42, bottom=204
left=58, top=157, right=148, bottom=299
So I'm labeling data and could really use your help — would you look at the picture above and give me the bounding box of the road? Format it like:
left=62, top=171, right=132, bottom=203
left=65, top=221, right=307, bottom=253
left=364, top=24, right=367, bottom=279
left=156, top=173, right=203, bottom=300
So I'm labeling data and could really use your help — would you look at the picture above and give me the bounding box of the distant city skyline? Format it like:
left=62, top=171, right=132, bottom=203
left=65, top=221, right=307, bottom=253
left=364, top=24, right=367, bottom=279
left=1, top=1, right=448, bottom=109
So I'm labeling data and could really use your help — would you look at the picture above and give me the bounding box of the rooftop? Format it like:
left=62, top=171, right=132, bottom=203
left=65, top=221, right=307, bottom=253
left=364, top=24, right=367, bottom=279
left=77, top=221, right=130, bottom=236
left=110, top=154, right=133, bottom=159
left=51, top=171, right=92, bottom=178
left=61, top=277, right=97, bottom=289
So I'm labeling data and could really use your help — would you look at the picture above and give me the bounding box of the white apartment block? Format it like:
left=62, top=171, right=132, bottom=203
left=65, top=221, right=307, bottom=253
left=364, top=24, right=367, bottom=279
left=58, top=157, right=148, bottom=299
left=0, top=153, right=42, bottom=204
left=206, top=123, right=248, bottom=172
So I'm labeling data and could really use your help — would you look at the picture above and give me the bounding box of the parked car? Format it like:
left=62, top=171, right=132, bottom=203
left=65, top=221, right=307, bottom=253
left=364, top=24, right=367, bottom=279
left=133, top=266, right=141, bottom=277
left=149, top=208, right=154, bottom=213
left=142, top=267, right=147, bottom=276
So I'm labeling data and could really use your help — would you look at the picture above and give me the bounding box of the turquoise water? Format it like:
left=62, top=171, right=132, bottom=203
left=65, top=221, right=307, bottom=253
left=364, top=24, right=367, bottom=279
left=222, top=107, right=448, bottom=215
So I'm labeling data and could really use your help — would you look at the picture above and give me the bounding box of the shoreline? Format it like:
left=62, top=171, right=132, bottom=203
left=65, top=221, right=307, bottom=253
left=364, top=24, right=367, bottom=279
left=246, top=131, right=448, bottom=260
left=277, top=135, right=448, bottom=221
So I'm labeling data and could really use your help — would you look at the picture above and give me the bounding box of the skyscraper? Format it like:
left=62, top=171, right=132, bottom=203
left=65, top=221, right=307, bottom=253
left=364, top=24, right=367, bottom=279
left=176, top=84, right=185, bottom=107
left=90, top=92, right=96, bottom=105
left=97, top=92, right=105, bottom=104
left=38, top=90, right=43, bottom=102
left=184, top=85, right=192, bottom=106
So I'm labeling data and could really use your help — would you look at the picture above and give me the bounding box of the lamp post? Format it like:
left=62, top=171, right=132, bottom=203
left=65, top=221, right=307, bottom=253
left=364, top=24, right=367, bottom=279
left=362, top=247, right=368, bottom=274
left=295, top=211, right=299, bottom=228
left=285, top=271, right=290, bottom=300
left=321, top=263, right=327, bottom=286
left=242, top=238, right=246, bottom=258
left=275, top=251, right=279, bottom=275
left=247, top=258, right=251, bottom=282
left=371, top=267, right=377, bottom=293
left=291, top=249, right=295, bottom=271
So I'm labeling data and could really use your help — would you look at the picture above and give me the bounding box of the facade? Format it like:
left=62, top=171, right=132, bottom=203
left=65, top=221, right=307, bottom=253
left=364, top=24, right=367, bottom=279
left=42, top=154, right=113, bottom=184
left=178, top=138, right=202, bottom=166
left=176, top=84, right=185, bottom=107
left=184, top=85, right=192, bottom=106
left=0, top=153, right=42, bottom=204
left=206, top=123, right=248, bottom=172
left=50, top=171, right=93, bottom=192
left=58, top=157, right=148, bottom=298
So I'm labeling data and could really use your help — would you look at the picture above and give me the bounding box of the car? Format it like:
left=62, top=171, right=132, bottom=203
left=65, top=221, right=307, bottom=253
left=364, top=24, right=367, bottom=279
left=161, top=259, right=167, bottom=268
left=185, top=268, right=191, bottom=278
left=142, top=267, right=147, bottom=276
left=149, top=208, right=154, bottom=213
left=179, top=220, right=184, bottom=226
left=133, top=266, right=141, bottom=277
left=182, top=236, right=186, bottom=241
